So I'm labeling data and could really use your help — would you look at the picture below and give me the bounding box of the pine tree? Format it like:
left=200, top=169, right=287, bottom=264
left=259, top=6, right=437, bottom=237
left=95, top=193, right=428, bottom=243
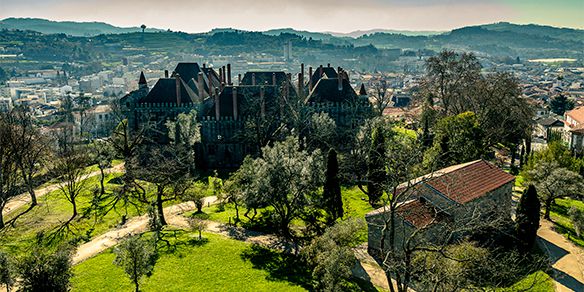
left=516, top=185, right=541, bottom=251
left=367, top=127, right=386, bottom=206
left=323, top=149, right=343, bottom=223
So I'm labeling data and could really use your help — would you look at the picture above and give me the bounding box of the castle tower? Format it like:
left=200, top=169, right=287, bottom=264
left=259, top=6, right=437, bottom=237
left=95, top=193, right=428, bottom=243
left=138, top=71, right=148, bottom=90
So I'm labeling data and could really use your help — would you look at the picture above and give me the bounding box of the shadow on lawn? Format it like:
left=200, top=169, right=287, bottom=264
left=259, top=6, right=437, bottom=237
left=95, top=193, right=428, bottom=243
left=240, top=244, right=313, bottom=290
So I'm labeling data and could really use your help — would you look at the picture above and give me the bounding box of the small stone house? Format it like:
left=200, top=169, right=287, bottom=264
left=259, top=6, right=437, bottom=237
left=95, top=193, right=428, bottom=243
left=365, top=160, right=515, bottom=259
left=534, top=116, right=564, bottom=141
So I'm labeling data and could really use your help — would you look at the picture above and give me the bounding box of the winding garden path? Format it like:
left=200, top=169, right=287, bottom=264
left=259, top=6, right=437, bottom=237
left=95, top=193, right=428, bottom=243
left=3, top=163, right=125, bottom=217
left=537, top=219, right=584, bottom=292
left=72, top=196, right=217, bottom=264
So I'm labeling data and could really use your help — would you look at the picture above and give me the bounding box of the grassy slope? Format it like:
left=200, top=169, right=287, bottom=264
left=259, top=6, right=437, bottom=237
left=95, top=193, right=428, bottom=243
left=550, top=198, right=584, bottom=247
left=502, top=271, right=554, bottom=292
left=71, top=232, right=307, bottom=292
left=0, top=172, right=146, bottom=256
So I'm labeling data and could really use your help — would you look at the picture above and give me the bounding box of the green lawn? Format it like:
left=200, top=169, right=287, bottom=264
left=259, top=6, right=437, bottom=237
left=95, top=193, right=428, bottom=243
left=550, top=198, right=584, bottom=247
left=499, top=271, right=554, bottom=292
left=0, top=172, right=148, bottom=256
left=71, top=231, right=309, bottom=292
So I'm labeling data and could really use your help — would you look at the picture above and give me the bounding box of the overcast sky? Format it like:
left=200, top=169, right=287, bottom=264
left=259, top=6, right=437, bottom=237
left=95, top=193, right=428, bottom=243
left=1, top=0, right=582, bottom=32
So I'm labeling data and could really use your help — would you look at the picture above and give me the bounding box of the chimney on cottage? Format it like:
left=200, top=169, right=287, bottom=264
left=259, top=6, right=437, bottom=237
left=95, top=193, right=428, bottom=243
left=319, top=65, right=323, bottom=78
left=232, top=87, right=238, bottom=120
left=327, top=63, right=331, bottom=68
left=227, top=64, right=232, bottom=85
left=218, top=67, right=223, bottom=84
left=252, top=73, right=256, bottom=86
left=202, top=63, right=206, bottom=69
left=272, top=73, right=276, bottom=86
left=164, top=70, right=169, bottom=78
left=214, top=87, right=220, bottom=120
left=308, top=66, right=313, bottom=92
left=175, top=73, right=182, bottom=105
left=238, top=74, right=242, bottom=85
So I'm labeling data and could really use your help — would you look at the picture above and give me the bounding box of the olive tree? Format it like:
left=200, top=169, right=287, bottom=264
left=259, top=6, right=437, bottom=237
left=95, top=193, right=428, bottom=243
left=304, top=218, right=365, bottom=291
left=231, top=136, right=324, bottom=240
left=527, top=161, right=584, bottom=219
left=18, top=244, right=74, bottom=292
left=114, top=235, right=157, bottom=292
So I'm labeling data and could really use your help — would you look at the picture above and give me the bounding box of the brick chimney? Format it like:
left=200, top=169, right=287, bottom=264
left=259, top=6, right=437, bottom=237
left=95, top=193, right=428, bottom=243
left=299, top=63, right=304, bottom=95
left=222, top=66, right=226, bottom=85
left=214, top=87, right=220, bottom=120
left=252, top=73, right=256, bottom=86
left=337, top=69, right=343, bottom=92
left=232, top=87, right=238, bottom=120
left=298, top=73, right=303, bottom=97
left=227, top=64, right=232, bottom=85
left=308, top=66, right=313, bottom=92
left=272, top=73, right=276, bottom=86
left=218, top=67, right=223, bottom=84
left=319, top=65, right=323, bottom=78
left=202, top=63, right=206, bottom=69
left=238, top=74, right=242, bottom=85
left=164, top=70, right=169, bottom=78
left=197, top=72, right=204, bottom=98
left=175, top=73, right=182, bottom=105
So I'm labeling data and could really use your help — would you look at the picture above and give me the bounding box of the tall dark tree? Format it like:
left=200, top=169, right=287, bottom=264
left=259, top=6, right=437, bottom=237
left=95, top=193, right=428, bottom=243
left=323, top=149, right=343, bottom=223
left=516, top=185, right=541, bottom=251
left=366, top=126, right=386, bottom=206
left=549, top=94, right=574, bottom=116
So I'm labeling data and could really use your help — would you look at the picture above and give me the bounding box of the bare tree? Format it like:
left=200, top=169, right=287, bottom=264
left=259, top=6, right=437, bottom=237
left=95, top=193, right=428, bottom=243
left=51, top=126, right=91, bottom=228
left=0, top=112, right=21, bottom=229
left=0, top=109, right=49, bottom=227
left=370, top=79, right=392, bottom=116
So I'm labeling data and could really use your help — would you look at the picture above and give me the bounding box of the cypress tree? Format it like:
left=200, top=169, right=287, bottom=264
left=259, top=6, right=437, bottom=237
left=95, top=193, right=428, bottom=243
left=516, top=184, right=541, bottom=251
left=367, top=127, right=386, bottom=206
left=323, top=149, right=343, bottom=223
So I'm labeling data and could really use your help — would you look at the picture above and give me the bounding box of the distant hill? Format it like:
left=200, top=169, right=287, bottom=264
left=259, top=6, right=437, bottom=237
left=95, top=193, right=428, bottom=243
left=327, top=29, right=444, bottom=38
left=1, top=18, right=582, bottom=59
left=0, top=18, right=164, bottom=36
left=478, top=22, right=584, bottom=42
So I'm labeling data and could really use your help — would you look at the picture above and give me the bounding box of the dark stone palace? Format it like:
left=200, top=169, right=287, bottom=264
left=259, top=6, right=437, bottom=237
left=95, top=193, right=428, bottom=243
left=121, top=62, right=372, bottom=170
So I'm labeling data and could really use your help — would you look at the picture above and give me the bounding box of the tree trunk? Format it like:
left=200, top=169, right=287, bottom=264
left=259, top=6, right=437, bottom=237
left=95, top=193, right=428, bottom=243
left=134, top=278, right=139, bottom=292
left=157, top=189, right=166, bottom=226
left=234, top=202, right=240, bottom=222
left=99, top=166, right=106, bottom=196
left=510, top=144, right=517, bottom=168
left=544, top=197, right=553, bottom=220
left=0, top=210, right=4, bottom=229
left=70, top=196, right=78, bottom=222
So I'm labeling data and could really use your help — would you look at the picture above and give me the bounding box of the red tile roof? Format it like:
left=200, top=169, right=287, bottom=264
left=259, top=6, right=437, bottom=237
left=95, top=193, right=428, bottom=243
left=567, top=106, right=584, bottom=125
left=396, top=199, right=438, bottom=228
left=425, top=160, right=515, bottom=204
